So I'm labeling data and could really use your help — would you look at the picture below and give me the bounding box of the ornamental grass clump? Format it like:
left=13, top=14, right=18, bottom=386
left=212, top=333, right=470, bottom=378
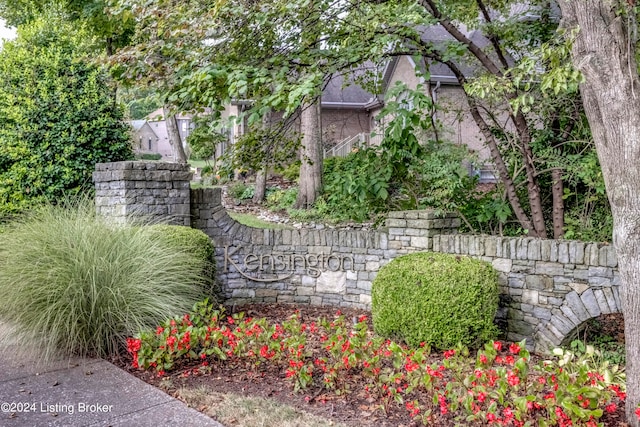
left=371, top=252, right=499, bottom=349
left=0, top=200, right=208, bottom=361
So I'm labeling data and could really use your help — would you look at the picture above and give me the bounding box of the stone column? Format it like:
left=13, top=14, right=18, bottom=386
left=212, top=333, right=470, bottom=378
left=93, top=161, right=192, bottom=226
left=385, top=210, right=460, bottom=251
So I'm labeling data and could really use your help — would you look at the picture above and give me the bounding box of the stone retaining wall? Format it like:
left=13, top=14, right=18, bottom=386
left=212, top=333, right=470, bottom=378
left=94, top=162, right=622, bottom=352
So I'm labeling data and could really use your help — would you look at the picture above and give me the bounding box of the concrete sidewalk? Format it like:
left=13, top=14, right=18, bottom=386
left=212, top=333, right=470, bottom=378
left=0, top=346, right=225, bottom=427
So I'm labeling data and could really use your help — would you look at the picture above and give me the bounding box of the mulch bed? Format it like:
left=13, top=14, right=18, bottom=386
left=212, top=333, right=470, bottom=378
left=111, top=304, right=629, bottom=427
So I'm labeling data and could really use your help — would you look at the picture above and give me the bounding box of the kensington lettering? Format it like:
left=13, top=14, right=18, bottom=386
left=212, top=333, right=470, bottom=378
left=224, top=246, right=354, bottom=282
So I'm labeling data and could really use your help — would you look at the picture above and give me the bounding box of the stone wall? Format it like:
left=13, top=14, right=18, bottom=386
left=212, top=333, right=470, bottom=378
left=94, top=162, right=622, bottom=352
left=191, top=189, right=459, bottom=309
left=429, top=234, right=620, bottom=351
left=93, top=161, right=192, bottom=226
left=190, top=188, right=621, bottom=352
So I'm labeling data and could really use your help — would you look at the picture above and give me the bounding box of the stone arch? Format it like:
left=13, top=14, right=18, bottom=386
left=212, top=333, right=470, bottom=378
left=533, top=286, right=621, bottom=353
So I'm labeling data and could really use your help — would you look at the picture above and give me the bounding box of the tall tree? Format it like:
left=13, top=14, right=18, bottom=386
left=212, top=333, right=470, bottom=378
left=557, top=1, right=640, bottom=424
left=0, top=0, right=133, bottom=54
left=113, top=0, right=604, bottom=236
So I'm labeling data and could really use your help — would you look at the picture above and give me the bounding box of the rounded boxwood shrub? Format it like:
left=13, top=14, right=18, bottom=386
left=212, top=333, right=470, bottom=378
left=146, top=224, right=215, bottom=268
left=0, top=201, right=209, bottom=361
left=146, top=224, right=218, bottom=298
left=372, top=252, right=499, bottom=349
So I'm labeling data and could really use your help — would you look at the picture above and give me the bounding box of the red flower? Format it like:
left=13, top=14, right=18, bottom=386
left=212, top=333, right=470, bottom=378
left=509, top=343, right=521, bottom=354
left=443, top=349, right=455, bottom=359
left=479, top=354, right=488, bottom=364
left=493, top=341, right=502, bottom=352
left=635, top=407, right=640, bottom=419
left=227, top=316, right=235, bottom=325
left=503, top=407, right=513, bottom=419
left=507, top=371, right=520, bottom=387
left=606, top=403, right=617, bottom=413
left=166, top=335, right=177, bottom=349
left=156, top=326, right=164, bottom=335
left=405, top=361, right=419, bottom=373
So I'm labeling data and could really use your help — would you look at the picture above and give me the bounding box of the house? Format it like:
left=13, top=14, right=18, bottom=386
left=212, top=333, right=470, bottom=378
left=131, top=108, right=195, bottom=160
left=217, top=73, right=377, bottom=162
left=217, top=25, right=498, bottom=184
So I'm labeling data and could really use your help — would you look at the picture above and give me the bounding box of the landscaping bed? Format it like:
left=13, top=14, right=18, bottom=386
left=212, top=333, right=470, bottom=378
left=113, top=303, right=629, bottom=427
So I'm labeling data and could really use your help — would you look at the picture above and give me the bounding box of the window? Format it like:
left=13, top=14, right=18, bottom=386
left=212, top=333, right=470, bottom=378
left=148, top=138, right=152, bottom=150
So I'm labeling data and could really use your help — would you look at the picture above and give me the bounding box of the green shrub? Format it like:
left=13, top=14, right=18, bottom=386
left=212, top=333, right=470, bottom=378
left=280, top=161, right=301, bottom=182
left=372, top=252, right=499, bottom=349
left=229, top=182, right=253, bottom=200
left=146, top=224, right=215, bottom=271
left=136, top=153, right=162, bottom=161
left=0, top=200, right=207, bottom=361
left=0, top=18, right=133, bottom=216
left=266, top=187, right=298, bottom=211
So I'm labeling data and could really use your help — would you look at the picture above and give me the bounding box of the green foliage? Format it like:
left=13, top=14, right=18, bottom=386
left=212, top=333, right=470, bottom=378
left=569, top=339, right=626, bottom=367
left=228, top=182, right=253, bottom=200
left=322, top=142, right=476, bottom=222
left=0, top=199, right=207, bottom=361
left=279, top=161, right=301, bottom=182
left=136, top=153, right=162, bottom=161
left=0, top=0, right=134, bottom=54
left=266, top=187, right=298, bottom=212
left=120, top=86, right=161, bottom=120
left=186, top=114, right=227, bottom=161
left=0, top=18, right=133, bottom=216
left=146, top=224, right=215, bottom=271
left=323, top=149, right=390, bottom=221
left=146, top=224, right=217, bottom=298
left=321, top=83, right=477, bottom=222
left=372, top=252, right=499, bottom=349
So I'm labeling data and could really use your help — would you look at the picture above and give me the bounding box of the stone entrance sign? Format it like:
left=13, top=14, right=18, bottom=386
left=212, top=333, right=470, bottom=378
left=94, top=162, right=622, bottom=353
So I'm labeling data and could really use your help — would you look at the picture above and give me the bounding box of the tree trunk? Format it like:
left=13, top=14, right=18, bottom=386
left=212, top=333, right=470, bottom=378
left=551, top=169, right=564, bottom=239
left=512, top=112, right=547, bottom=238
left=438, top=57, right=535, bottom=235
left=417, top=2, right=547, bottom=237
left=295, top=99, right=322, bottom=209
left=558, top=1, right=640, bottom=424
left=163, top=105, right=188, bottom=164
left=253, top=109, right=272, bottom=203
left=253, top=166, right=267, bottom=203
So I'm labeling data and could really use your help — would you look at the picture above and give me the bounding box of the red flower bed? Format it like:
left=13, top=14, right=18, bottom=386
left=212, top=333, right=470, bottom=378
left=125, top=301, right=630, bottom=426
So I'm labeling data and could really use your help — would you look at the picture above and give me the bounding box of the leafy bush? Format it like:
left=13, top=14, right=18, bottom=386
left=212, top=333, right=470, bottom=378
left=200, top=165, right=214, bottom=176
left=323, top=149, right=391, bottom=221
left=266, top=187, right=298, bottom=211
left=0, top=18, right=133, bottom=216
left=0, top=200, right=207, bottom=361
left=137, top=153, right=162, bottom=161
left=372, top=252, right=499, bottom=349
left=322, top=139, right=476, bottom=222
left=146, top=224, right=215, bottom=272
left=280, top=161, right=301, bottom=182
left=228, top=182, right=253, bottom=200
